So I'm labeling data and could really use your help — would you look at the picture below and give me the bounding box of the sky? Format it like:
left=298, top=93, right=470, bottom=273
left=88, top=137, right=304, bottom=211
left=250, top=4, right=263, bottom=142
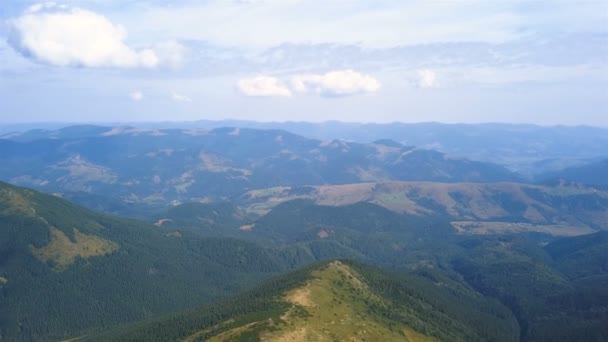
left=0, top=0, right=607, bottom=125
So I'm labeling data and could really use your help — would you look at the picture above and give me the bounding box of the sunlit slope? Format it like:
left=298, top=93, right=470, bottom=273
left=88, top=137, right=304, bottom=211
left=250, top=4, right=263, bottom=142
left=240, top=181, right=608, bottom=233
left=205, top=261, right=437, bottom=342
left=91, top=260, right=519, bottom=342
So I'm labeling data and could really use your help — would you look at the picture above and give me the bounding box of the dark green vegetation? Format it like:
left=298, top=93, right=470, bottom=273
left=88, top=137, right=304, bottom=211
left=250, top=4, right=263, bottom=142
left=1, top=181, right=606, bottom=341
left=0, top=125, right=522, bottom=216
left=0, top=181, right=297, bottom=341
left=88, top=260, right=519, bottom=342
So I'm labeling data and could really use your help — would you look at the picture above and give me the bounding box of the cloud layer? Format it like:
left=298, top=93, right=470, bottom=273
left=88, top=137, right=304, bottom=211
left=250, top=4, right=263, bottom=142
left=172, top=92, right=192, bottom=102
left=130, top=90, right=143, bottom=101
left=237, top=76, right=292, bottom=97
left=417, top=69, right=438, bottom=88
left=292, top=70, right=380, bottom=97
left=238, top=70, right=381, bottom=98
left=8, top=4, right=183, bottom=69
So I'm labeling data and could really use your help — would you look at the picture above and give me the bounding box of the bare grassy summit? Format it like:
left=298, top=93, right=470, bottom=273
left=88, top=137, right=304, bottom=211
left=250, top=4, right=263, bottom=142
left=203, top=261, right=435, bottom=342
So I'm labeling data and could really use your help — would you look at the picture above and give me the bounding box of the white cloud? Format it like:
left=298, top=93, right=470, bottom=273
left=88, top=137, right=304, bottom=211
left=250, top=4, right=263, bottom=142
left=237, top=76, right=292, bottom=97
left=172, top=92, right=192, bottom=102
left=291, top=70, right=380, bottom=97
left=153, top=41, right=187, bottom=68
left=417, top=69, right=438, bottom=88
left=7, top=4, right=184, bottom=69
left=130, top=90, right=143, bottom=101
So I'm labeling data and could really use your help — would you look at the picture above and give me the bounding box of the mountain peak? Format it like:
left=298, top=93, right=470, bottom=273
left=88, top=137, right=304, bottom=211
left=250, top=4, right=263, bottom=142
left=202, top=260, right=435, bottom=341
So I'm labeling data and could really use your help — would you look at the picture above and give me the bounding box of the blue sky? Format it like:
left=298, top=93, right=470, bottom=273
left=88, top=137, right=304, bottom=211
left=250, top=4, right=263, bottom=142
left=0, top=0, right=606, bottom=125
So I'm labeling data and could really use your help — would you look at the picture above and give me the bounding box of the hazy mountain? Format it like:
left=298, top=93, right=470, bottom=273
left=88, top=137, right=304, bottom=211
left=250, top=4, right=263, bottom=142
left=538, top=159, right=608, bottom=186
left=182, top=121, right=608, bottom=175
left=4, top=123, right=607, bottom=171
left=0, top=125, right=522, bottom=216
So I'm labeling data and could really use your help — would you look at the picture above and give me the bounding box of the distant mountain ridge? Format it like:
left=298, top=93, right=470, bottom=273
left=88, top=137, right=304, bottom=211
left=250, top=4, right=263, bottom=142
left=5, top=121, right=605, bottom=175
left=0, top=125, right=522, bottom=216
left=538, top=159, right=608, bottom=186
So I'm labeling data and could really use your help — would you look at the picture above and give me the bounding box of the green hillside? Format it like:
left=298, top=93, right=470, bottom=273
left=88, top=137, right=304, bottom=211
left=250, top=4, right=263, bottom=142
left=0, top=181, right=298, bottom=341
left=1, top=182, right=607, bottom=341
left=87, top=260, right=519, bottom=342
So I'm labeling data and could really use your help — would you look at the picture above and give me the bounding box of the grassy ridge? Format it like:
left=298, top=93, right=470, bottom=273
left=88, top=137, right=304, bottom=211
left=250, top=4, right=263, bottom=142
left=88, top=260, right=519, bottom=341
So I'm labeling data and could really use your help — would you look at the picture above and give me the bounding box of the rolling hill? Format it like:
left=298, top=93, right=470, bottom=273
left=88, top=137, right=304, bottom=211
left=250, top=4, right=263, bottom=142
left=239, top=181, right=608, bottom=234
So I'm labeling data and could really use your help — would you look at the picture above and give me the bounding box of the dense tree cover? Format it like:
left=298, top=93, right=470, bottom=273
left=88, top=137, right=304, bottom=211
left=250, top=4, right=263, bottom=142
left=452, top=233, right=608, bottom=342
left=86, top=260, right=519, bottom=342
left=1, top=181, right=607, bottom=341
left=0, top=182, right=301, bottom=341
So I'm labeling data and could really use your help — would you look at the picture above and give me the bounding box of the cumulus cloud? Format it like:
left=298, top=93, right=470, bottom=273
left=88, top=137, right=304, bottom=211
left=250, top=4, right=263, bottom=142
left=417, top=69, right=438, bottom=88
left=7, top=4, right=184, bottom=69
left=237, top=76, right=292, bottom=97
left=130, top=90, right=144, bottom=101
left=172, top=92, right=192, bottom=102
left=291, top=70, right=380, bottom=97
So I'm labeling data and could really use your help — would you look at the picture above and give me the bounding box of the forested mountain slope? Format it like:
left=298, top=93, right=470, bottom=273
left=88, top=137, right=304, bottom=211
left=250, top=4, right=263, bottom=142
left=1, top=181, right=607, bottom=341
left=86, top=260, right=519, bottom=342
left=0, top=182, right=297, bottom=341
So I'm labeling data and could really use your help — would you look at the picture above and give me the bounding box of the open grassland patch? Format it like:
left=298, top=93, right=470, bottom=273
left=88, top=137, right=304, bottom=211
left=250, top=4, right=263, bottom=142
left=451, top=221, right=595, bottom=237
left=0, top=188, right=35, bottom=216
left=213, top=261, right=434, bottom=341
left=404, top=328, right=438, bottom=342
left=241, top=181, right=608, bottom=229
left=315, top=183, right=375, bottom=206
left=199, top=152, right=252, bottom=177
left=164, top=231, right=183, bottom=238
left=31, top=227, right=118, bottom=270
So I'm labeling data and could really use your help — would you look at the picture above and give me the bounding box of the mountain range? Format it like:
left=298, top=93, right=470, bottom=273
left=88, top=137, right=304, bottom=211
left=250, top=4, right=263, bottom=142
left=0, top=125, right=522, bottom=216
left=5, top=121, right=605, bottom=176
